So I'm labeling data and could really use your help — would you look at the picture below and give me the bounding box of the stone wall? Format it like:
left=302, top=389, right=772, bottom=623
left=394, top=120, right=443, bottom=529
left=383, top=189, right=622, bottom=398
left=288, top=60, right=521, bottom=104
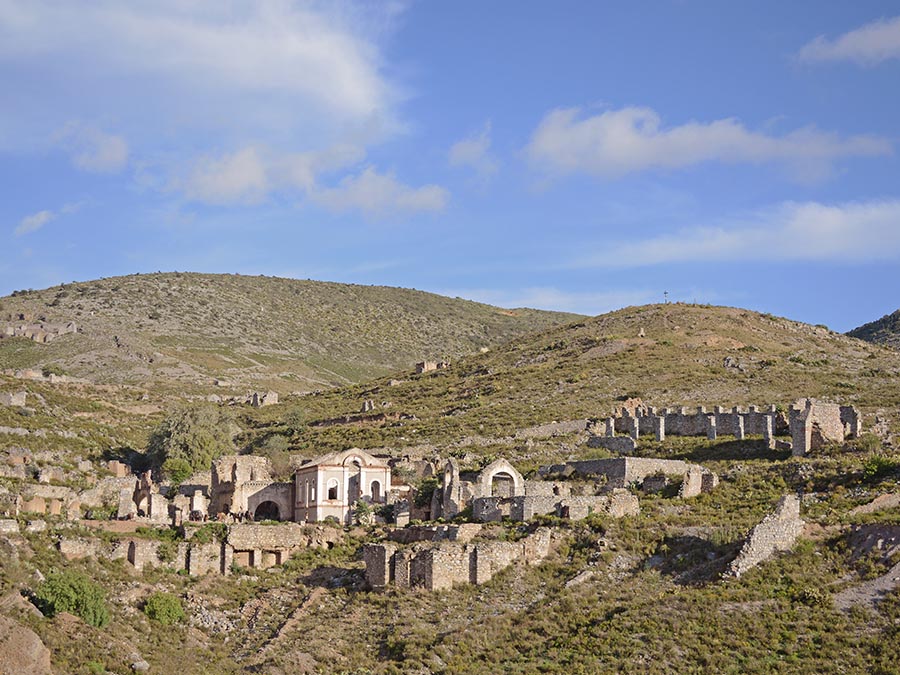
left=364, top=527, right=553, bottom=591
left=789, top=398, right=860, bottom=456
left=476, top=489, right=639, bottom=522
left=725, top=494, right=804, bottom=578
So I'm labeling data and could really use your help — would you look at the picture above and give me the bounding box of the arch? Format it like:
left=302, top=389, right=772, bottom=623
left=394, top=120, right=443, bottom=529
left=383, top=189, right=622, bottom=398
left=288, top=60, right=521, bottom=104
left=327, top=478, right=339, bottom=501
left=254, top=500, right=281, bottom=521
left=371, top=480, right=381, bottom=502
left=477, top=458, right=525, bottom=498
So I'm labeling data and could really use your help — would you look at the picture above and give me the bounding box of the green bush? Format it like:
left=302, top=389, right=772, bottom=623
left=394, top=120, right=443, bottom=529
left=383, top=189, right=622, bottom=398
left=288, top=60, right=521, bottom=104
left=148, top=404, right=234, bottom=475
left=34, top=570, right=110, bottom=628
left=143, top=592, right=185, bottom=625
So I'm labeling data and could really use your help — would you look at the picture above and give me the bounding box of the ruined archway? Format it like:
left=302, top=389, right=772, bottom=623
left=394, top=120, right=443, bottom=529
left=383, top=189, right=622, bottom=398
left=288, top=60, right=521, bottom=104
left=254, top=501, right=281, bottom=521
left=477, top=458, right=525, bottom=498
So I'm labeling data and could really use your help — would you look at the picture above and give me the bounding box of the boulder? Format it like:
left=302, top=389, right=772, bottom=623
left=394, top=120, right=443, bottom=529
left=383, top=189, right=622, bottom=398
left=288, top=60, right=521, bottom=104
left=0, top=615, right=52, bottom=675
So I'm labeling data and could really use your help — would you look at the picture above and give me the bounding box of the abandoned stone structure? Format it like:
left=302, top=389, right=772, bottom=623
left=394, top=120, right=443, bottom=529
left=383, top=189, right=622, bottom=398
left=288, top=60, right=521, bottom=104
left=250, top=391, right=279, bottom=407
left=474, top=486, right=639, bottom=523
left=789, top=398, right=861, bottom=456
left=294, top=448, right=391, bottom=524
left=538, top=457, right=718, bottom=498
left=415, top=360, right=450, bottom=374
left=1, top=320, right=77, bottom=343
left=432, top=458, right=525, bottom=519
left=597, top=399, right=861, bottom=455
left=52, top=521, right=343, bottom=575
left=0, top=391, right=26, bottom=407
left=726, top=494, right=804, bottom=578
left=363, top=526, right=552, bottom=591
left=209, top=455, right=293, bottom=522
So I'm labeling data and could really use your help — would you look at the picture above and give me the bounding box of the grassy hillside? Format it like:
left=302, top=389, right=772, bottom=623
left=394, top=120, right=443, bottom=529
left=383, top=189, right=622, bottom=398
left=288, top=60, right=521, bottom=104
left=271, top=303, right=900, bottom=461
left=848, top=309, right=900, bottom=349
left=2, top=302, right=900, bottom=675
left=0, top=273, right=581, bottom=393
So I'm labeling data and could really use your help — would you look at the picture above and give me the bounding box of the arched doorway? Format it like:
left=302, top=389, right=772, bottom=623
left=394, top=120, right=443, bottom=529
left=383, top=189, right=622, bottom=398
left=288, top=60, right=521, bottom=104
left=371, top=480, right=381, bottom=502
left=490, top=472, right=515, bottom=498
left=254, top=501, right=281, bottom=521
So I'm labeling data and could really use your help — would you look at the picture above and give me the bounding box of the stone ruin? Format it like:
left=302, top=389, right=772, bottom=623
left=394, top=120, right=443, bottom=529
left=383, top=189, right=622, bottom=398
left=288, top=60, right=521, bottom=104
left=789, top=398, right=861, bottom=456
left=539, top=457, right=718, bottom=499
left=593, top=399, right=861, bottom=456
left=0, top=391, right=26, bottom=407
left=250, top=391, right=279, bottom=407
left=415, top=360, right=450, bottom=374
left=1, top=318, right=77, bottom=343
left=725, top=494, right=804, bottom=578
left=53, top=521, right=343, bottom=575
left=363, top=526, right=552, bottom=591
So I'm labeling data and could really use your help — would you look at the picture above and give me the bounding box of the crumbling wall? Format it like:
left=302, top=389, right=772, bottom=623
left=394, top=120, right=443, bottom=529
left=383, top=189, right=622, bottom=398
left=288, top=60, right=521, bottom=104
left=790, top=399, right=860, bottom=456
left=726, top=495, right=804, bottom=578
left=367, top=528, right=552, bottom=591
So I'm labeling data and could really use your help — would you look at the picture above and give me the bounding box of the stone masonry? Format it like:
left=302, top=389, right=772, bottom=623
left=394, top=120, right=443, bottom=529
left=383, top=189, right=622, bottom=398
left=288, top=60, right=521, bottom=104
left=364, top=526, right=552, bottom=591
left=725, top=494, right=804, bottom=578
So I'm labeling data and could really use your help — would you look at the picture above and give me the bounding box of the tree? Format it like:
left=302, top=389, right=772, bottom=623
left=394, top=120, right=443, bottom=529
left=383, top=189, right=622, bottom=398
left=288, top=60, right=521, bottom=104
left=143, top=592, right=185, bottom=625
left=148, top=404, right=234, bottom=477
left=34, top=571, right=110, bottom=628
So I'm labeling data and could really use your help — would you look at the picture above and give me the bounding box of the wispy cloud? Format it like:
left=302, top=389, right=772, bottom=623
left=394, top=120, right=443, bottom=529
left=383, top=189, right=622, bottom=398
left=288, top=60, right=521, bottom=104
left=525, top=106, right=891, bottom=181
left=798, top=16, right=900, bottom=65
left=176, top=144, right=367, bottom=205
left=440, top=287, right=657, bottom=316
left=14, top=210, right=55, bottom=237
left=312, top=166, right=449, bottom=218
left=449, top=122, right=499, bottom=180
left=13, top=202, right=82, bottom=236
left=56, top=122, right=128, bottom=173
left=572, top=199, right=900, bottom=268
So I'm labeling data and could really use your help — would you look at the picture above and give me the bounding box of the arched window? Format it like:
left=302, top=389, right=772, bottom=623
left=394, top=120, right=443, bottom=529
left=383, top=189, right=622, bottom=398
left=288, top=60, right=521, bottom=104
left=327, top=478, right=339, bottom=501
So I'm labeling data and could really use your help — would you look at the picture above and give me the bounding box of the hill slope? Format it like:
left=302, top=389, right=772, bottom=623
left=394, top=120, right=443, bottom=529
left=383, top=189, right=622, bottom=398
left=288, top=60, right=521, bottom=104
left=291, top=303, right=900, bottom=454
left=0, top=273, right=581, bottom=393
left=848, top=309, right=900, bottom=349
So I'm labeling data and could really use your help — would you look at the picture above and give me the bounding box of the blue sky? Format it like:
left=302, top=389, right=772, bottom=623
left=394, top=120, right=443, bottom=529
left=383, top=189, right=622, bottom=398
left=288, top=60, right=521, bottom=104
left=2, top=1, right=899, bottom=331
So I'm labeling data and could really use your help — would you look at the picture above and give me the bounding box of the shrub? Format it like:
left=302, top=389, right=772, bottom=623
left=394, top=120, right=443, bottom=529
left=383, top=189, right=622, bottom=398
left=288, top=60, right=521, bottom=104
left=149, top=404, right=234, bottom=475
left=863, top=454, right=898, bottom=481
left=34, top=571, right=110, bottom=628
left=143, top=592, right=185, bottom=625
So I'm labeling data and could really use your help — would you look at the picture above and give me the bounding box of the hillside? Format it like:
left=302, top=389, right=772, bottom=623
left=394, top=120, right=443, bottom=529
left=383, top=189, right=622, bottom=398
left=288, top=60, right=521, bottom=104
left=286, top=303, right=900, bottom=459
left=2, top=302, right=900, bottom=675
left=848, top=309, right=900, bottom=349
left=0, top=273, right=581, bottom=393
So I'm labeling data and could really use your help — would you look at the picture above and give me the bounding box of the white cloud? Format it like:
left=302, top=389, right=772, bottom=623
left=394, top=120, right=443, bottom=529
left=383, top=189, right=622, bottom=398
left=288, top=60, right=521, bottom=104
left=181, top=147, right=269, bottom=205
left=440, top=287, right=656, bottom=316
left=0, top=1, right=401, bottom=145
left=312, top=166, right=449, bottom=218
left=57, top=122, right=129, bottom=173
left=14, top=210, right=55, bottom=236
left=13, top=202, right=83, bottom=236
left=798, top=16, right=900, bottom=65
left=449, top=122, right=499, bottom=179
left=177, top=143, right=368, bottom=205
left=573, top=199, right=900, bottom=268
left=525, top=106, right=891, bottom=180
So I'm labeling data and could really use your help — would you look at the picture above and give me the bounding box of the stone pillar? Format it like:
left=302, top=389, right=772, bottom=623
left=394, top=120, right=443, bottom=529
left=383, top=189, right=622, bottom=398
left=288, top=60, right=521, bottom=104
left=605, top=417, right=615, bottom=437
left=763, top=414, right=775, bottom=450
left=654, top=416, right=665, bottom=442
left=707, top=415, right=717, bottom=441
left=735, top=416, right=745, bottom=441
left=629, top=416, right=639, bottom=441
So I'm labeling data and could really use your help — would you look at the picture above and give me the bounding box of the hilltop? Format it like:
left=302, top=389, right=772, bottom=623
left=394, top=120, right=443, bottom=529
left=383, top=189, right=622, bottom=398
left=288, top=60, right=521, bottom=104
left=0, top=273, right=581, bottom=393
left=848, top=309, right=900, bottom=349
